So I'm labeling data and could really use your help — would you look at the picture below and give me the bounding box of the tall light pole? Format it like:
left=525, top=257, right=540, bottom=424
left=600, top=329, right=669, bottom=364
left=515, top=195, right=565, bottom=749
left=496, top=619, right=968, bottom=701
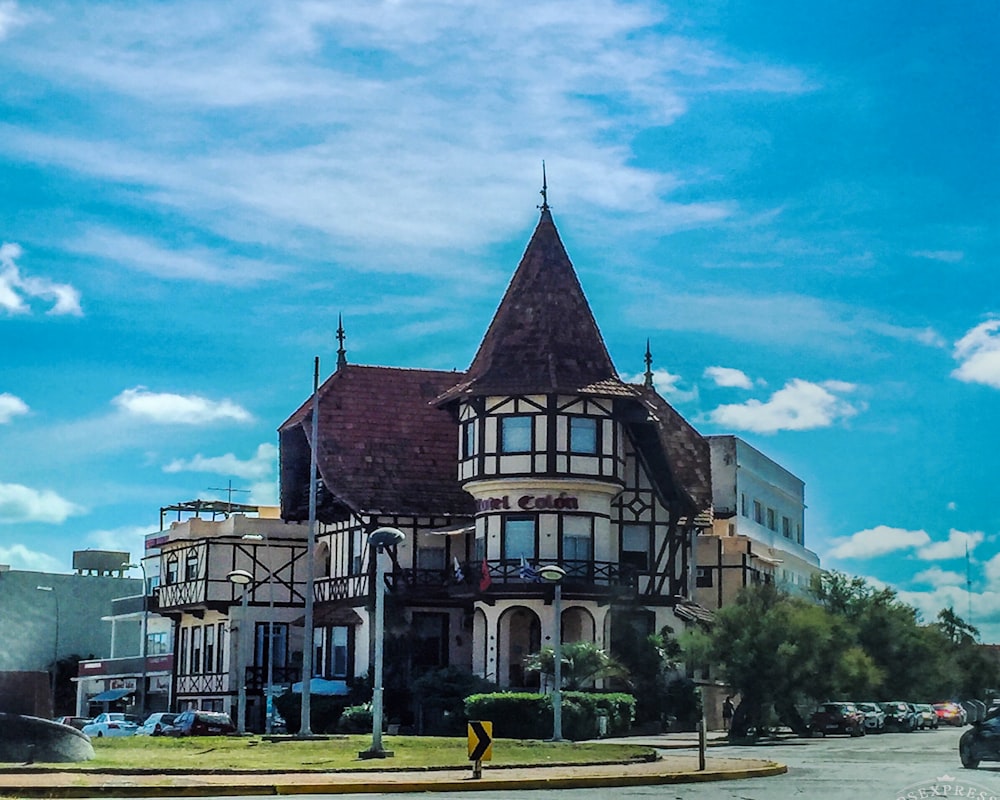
left=35, top=585, right=59, bottom=715
left=122, top=561, right=148, bottom=718
left=300, top=356, right=320, bottom=737
left=242, top=533, right=276, bottom=734
left=360, top=526, right=405, bottom=759
left=538, top=565, right=566, bottom=742
left=227, top=569, right=253, bottom=735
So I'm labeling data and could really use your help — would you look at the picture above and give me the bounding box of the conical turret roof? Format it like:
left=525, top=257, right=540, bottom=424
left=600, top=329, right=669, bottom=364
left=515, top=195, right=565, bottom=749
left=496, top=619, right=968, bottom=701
left=438, top=209, right=630, bottom=401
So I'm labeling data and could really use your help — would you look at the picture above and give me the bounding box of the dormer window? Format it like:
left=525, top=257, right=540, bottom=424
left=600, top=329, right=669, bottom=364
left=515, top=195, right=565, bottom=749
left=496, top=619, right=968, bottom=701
left=500, top=415, right=532, bottom=453
left=569, top=416, right=597, bottom=454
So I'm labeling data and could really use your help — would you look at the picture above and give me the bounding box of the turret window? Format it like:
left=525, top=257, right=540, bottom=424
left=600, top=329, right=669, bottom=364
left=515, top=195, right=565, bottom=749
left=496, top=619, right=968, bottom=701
left=463, top=420, right=477, bottom=458
left=503, top=516, right=536, bottom=559
left=500, top=415, right=532, bottom=453
left=569, top=417, right=597, bottom=454
left=561, top=516, right=593, bottom=565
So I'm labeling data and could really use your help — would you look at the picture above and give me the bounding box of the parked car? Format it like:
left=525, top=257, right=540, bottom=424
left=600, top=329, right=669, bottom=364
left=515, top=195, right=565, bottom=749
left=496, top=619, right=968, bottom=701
left=881, top=701, right=918, bottom=732
left=53, top=716, right=90, bottom=731
left=855, top=702, right=886, bottom=733
left=960, top=711, right=1000, bottom=768
left=162, top=710, right=236, bottom=737
left=914, top=703, right=939, bottom=730
left=809, top=702, right=866, bottom=737
left=81, top=712, right=139, bottom=738
left=136, top=712, right=178, bottom=736
left=935, top=702, right=968, bottom=726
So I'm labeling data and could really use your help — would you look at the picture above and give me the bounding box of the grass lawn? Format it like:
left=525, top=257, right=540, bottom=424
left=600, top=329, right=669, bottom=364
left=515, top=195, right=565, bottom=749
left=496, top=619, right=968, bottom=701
left=54, top=736, right=656, bottom=772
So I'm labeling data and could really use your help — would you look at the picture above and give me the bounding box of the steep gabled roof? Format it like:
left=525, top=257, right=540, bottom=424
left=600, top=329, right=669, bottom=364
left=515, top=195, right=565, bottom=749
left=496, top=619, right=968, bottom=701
left=279, top=365, right=474, bottom=520
left=623, top=386, right=713, bottom=516
left=437, top=209, right=629, bottom=402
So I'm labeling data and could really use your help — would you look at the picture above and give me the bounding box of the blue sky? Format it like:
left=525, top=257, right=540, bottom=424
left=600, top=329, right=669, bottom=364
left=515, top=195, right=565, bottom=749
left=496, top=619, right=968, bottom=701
left=2, top=1, right=998, bottom=637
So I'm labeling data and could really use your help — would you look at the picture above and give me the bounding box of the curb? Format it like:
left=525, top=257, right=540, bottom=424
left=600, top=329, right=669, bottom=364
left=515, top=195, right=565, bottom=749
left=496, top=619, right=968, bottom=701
left=0, top=761, right=787, bottom=797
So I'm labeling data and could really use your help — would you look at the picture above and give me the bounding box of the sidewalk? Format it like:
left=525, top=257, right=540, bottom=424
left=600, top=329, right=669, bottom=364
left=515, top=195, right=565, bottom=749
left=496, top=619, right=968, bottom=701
left=0, top=736, right=786, bottom=797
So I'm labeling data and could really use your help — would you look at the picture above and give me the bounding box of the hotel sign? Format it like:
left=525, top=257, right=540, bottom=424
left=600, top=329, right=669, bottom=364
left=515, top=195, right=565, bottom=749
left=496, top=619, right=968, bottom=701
left=475, top=493, right=579, bottom=512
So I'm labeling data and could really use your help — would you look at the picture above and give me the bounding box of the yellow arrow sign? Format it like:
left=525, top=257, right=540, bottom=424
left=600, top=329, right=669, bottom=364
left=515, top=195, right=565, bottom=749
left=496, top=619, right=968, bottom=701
left=468, top=720, right=493, bottom=761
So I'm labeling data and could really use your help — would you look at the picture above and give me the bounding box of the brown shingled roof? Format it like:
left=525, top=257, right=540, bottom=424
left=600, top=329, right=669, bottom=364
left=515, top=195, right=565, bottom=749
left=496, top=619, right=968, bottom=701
left=437, top=209, right=630, bottom=402
left=279, top=365, right=474, bottom=520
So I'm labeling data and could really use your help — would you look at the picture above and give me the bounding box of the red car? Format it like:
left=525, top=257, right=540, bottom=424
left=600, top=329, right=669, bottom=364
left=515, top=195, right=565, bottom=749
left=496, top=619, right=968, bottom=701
left=934, top=702, right=968, bottom=726
left=163, top=710, right=236, bottom=736
left=810, top=702, right=866, bottom=737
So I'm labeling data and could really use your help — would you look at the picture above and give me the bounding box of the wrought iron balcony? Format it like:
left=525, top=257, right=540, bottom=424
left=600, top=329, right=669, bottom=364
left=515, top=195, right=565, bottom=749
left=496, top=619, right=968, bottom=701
left=243, top=665, right=301, bottom=692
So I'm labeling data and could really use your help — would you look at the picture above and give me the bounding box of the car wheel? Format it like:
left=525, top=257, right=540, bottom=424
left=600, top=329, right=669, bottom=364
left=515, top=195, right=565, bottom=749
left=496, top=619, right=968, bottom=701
left=96, top=731, right=103, bottom=738
left=960, top=737, right=979, bottom=769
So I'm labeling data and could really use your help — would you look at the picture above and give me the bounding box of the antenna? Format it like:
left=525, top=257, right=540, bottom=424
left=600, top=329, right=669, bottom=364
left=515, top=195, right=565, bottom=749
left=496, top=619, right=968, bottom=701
left=207, top=480, right=250, bottom=515
left=966, top=540, right=973, bottom=628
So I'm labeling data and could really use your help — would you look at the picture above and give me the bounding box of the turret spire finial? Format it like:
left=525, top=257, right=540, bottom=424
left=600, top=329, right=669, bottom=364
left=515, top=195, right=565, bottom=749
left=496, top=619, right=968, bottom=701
left=643, top=339, right=654, bottom=388
left=336, top=314, right=347, bottom=370
left=538, top=160, right=549, bottom=212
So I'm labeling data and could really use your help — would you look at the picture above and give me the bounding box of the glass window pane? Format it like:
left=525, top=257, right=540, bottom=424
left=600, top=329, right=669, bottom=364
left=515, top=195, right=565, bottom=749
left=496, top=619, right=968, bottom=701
left=501, top=416, right=532, bottom=453
left=569, top=417, right=597, bottom=453
left=504, top=517, right=536, bottom=558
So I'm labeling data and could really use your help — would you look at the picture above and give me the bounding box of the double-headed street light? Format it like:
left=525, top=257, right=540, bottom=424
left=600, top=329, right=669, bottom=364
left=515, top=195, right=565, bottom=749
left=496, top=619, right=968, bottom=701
left=538, top=564, right=566, bottom=742
left=227, top=568, right=253, bottom=735
left=360, top=526, right=405, bottom=759
left=122, top=561, right=149, bottom=717
left=241, top=533, right=276, bottom=734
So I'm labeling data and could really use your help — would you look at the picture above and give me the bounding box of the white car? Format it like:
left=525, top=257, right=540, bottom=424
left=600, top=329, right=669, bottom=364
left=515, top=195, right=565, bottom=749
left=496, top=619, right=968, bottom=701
left=82, top=712, right=139, bottom=738
left=136, top=712, right=178, bottom=736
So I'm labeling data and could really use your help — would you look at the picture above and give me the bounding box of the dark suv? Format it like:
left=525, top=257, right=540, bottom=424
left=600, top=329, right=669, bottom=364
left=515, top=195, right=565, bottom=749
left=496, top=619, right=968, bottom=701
left=163, top=710, right=236, bottom=736
left=810, top=702, right=866, bottom=737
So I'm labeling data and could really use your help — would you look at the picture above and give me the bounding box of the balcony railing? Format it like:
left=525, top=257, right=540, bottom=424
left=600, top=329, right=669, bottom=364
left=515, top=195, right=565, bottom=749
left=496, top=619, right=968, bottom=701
left=394, top=559, right=639, bottom=595
left=244, top=665, right=301, bottom=692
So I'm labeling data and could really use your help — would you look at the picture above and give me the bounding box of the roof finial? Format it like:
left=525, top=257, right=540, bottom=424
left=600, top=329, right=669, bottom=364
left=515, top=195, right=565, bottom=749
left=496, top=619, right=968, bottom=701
left=538, top=160, right=549, bottom=212
left=336, top=313, right=347, bottom=370
left=643, top=339, right=654, bottom=388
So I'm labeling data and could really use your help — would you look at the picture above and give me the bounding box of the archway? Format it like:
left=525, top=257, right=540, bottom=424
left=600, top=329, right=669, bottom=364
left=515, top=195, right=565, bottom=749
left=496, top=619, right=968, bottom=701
left=497, top=606, right=541, bottom=689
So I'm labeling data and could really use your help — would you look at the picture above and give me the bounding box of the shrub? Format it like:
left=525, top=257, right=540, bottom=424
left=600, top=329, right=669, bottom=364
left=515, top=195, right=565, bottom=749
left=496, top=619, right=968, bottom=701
left=464, top=691, right=635, bottom=740
left=337, top=704, right=374, bottom=733
left=411, top=666, right=497, bottom=735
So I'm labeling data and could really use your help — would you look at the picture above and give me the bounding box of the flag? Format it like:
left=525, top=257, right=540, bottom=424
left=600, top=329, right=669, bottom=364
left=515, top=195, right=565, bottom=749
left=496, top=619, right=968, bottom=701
left=479, top=556, right=492, bottom=591
left=453, top=556, right=465, bottom=583
left=519, top=555, right=541, bottom=583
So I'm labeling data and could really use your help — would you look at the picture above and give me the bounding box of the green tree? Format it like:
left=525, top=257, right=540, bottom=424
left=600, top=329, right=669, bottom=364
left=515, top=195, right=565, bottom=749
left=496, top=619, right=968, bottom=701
left=523, top=640, right=630, bottom=690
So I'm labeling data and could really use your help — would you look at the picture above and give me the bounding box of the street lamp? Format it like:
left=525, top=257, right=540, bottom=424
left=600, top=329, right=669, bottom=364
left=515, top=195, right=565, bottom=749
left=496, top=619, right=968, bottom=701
left=242, top=533, right=276, bottom=734
left=227, top=568, right=253, bottom=735
left=360, top=526, right=405, bottom=759
left=538, top=564, right=566, bottom=742
left=35, top=585, right=59, bottom=715
left=122, top=561, right=148, bottom=718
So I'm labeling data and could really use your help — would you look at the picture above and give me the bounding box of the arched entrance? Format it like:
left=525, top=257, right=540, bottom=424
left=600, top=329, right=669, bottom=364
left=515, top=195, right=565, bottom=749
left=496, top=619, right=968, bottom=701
left=497, top=606, right=541, bottom=689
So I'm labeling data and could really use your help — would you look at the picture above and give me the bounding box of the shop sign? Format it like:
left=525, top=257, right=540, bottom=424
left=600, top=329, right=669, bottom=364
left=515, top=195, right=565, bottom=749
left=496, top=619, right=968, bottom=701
left=475, top=493, right=579, bottom=512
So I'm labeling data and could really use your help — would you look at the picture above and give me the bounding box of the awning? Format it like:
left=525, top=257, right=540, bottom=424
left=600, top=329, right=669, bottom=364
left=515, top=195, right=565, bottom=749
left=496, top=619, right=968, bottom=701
left=292, top=605, right=364, bottom=627
left=90, top=688, right=133, bottom=703
left=426, top=524, right=474, bottom=536
left=291, top=678, right=349, bottom=696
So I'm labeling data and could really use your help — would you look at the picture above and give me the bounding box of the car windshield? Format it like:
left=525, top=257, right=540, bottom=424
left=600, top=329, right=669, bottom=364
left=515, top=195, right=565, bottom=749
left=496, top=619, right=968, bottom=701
left=196, top=713, right=231, bottom=724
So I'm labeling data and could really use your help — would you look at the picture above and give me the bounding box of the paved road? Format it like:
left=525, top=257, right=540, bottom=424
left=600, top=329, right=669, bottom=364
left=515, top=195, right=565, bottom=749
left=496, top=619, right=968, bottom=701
left=239, top=725, right=993, bottom=800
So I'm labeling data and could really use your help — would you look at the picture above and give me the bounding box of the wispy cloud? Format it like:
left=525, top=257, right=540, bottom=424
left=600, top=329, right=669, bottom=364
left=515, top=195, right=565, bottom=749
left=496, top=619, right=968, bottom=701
left=0, top=1, right=26, bottom=42
left=827, top=525, right=931, bottom=559
left=0, top=542, right=66, bottom=572
left=112, top=387, right=253, bottom=425
left=952, top=319, right=1000, bottom=389
left=912, top=250, right=964, bottom=263
left=708, top=378, right=860, bottom=433
left=622, top=367, right=699, bottom=403
left=0, top=242, right=82, bottom=316
left=703, top=366, right=753, bottom=389
left=164, top=442, right=276, bottom=480
left=0, top=482, right=83, bottom=524
left=912, top=566, right=966, bottom=589
left=85, top=524, right=158, bottom=562
left=0, top=393, right=29, bottom=424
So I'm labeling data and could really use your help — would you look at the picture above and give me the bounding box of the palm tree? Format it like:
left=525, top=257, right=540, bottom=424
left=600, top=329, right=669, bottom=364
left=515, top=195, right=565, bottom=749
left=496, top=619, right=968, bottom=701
left=524, top=641, right=630, bottom=690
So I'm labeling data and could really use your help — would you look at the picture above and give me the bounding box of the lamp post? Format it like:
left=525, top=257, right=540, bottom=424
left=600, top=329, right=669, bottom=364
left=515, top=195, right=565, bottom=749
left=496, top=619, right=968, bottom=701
left=122, top=561, right=148, bottom=717
left=35, top=585, right=59, bottom=715
left=227, top=568, right=253, bottom=735
left=360, top=526, right=405, bottom=759
left=242, top=533, right=276, bottom=734
left=538, top=565, right=566, bottom=742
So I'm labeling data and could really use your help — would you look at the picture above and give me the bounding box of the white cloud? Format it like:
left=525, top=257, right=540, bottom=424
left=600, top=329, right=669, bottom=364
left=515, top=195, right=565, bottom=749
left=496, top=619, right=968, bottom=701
left=0, top=392, right=29, bottom=423
left=0, top=482, right=84, bottom=524
left=708, top=378, right=860, bottom=434
left=912, top=566, right=966, bottom=589
left=703, top=366, right=753, bottom=389
left=622, top=368, right=699, bottom=404
left=917, top=529, right=983, bottom=561
left=0, top=241, right=82, bottom=316
left=0, top=543, right=66, bottom=572
left=0, top=1, right=26, bottom=42
left=827, top=525, right=931, bottom=559
left=164, top=442, right=277, bottom=480
left=249, top=480, right=279, bottom=507
left=112, top=387, right=253, bottom=425
left=912, top=250, right=964, bottom=263
left=952, top=319, right=1000, bottom=389
left=85, top=524, right=158, bottom=562
left=984, top=554, right=1000, bottom=588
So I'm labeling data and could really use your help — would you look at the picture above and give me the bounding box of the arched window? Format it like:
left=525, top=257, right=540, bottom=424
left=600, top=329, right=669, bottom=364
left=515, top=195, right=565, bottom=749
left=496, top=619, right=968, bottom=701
left=184, top=550, right=199, bottom=581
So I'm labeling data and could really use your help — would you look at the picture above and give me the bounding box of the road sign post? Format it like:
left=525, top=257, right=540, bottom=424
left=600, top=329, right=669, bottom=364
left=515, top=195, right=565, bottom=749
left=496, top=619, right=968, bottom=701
left=467, top=720, right=493, bottom=779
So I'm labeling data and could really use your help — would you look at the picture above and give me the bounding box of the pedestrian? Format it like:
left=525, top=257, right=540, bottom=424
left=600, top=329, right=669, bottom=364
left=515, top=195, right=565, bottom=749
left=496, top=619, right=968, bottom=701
left=722, top=695, right=735, bottom=731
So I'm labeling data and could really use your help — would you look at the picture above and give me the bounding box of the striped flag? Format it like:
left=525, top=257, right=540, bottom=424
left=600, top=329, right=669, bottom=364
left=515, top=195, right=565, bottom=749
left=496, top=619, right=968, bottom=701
left=519, top=555, right=541, bottom=583
left=453, top=556, right=465, bottom=583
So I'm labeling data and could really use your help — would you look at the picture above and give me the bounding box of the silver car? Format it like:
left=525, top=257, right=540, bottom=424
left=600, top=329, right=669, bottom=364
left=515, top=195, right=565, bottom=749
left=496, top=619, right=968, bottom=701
left=136, top=712, right=178, bottom=736
left=855, top=701, right=886, bottom=732
left=81, top=712, right=138, bottom=738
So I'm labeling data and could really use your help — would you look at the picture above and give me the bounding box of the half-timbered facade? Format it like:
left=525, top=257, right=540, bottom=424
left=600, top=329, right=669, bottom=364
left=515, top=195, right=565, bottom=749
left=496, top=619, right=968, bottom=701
left=278, top=204, right=713, bottom=712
